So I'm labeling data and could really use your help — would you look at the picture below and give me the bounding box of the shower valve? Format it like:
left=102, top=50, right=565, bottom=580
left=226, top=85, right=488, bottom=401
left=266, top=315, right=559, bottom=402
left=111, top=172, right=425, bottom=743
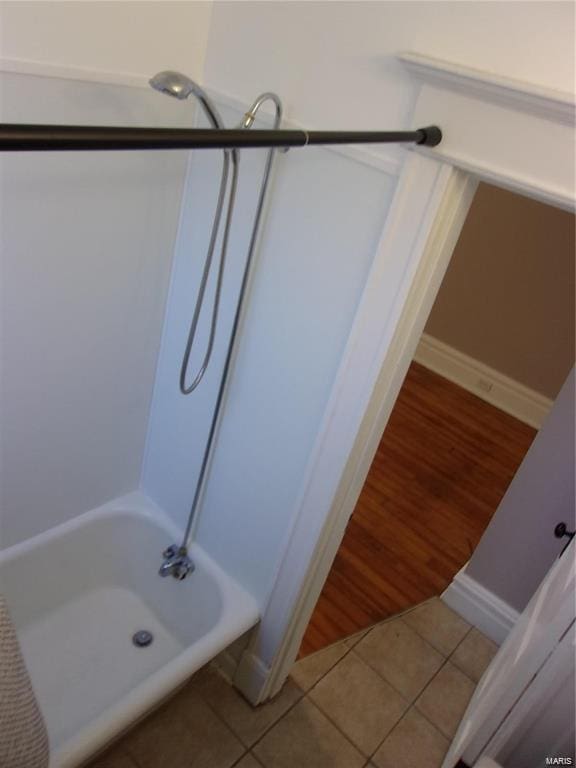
left=159, top=544, right=195, bottom=580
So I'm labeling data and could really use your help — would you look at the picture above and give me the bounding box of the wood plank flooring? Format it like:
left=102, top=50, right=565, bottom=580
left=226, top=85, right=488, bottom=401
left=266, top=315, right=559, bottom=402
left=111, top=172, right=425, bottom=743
left=300, top=361, right=536, bottom=657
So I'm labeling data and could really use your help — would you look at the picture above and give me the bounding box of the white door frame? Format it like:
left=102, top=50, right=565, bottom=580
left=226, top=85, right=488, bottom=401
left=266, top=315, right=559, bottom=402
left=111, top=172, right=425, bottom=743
left=234, top=53, right=575, bottom=704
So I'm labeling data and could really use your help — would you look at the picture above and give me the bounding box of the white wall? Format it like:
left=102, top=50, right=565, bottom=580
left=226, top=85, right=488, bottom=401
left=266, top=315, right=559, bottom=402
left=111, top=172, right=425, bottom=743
left=204, top=1, right=575, bottom=131
left=0, top=70, right=195, bottom=548
left=0, top=0, right=214, bottom=548
left=0, top=1, right=212, bottom=83
left=142, top=99, right=396, bottom=604
left=164, top=1, right=572, bottom=605
left=2, top=0, right=574, bottom=610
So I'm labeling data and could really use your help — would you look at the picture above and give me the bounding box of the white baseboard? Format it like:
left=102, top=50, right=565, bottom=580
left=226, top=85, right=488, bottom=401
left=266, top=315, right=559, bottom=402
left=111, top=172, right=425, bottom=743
left=442, top=568, right=519, bottom=645
left=213, top=648, right=240, bottom=683
left=414, top=333, right=552, bottom=429
left=213, top=630, right=253, bottom=683
left=233, top=650, right=272, bottom=706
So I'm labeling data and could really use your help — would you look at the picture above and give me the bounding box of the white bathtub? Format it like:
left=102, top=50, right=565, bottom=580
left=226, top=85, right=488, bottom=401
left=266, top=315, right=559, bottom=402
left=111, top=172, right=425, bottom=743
left=0, top=493, right=259, bottom=768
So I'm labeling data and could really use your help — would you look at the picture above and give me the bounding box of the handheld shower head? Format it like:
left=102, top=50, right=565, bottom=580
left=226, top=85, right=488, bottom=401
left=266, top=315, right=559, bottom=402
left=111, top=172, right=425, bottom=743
left=149, top=70, right=225, bottom=129
left=149, top=70, right=199, bottom=100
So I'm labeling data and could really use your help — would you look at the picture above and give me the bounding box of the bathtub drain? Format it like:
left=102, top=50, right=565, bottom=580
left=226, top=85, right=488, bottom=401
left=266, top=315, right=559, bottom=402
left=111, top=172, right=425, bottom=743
left=132, top=630, right=154, bottom=648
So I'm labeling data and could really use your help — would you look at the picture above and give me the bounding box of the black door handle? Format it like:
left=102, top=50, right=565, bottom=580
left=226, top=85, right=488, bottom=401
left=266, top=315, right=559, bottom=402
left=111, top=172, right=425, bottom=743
left=554, top=522, right=575, bottom=557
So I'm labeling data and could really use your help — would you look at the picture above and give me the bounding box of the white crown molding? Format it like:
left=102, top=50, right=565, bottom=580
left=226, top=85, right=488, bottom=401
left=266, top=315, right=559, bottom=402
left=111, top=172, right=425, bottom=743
left=400, top=51, right=575, bottom=210
left=0, top=57, right=150, bottom=89
left=400, top=52, right=575, bottom=127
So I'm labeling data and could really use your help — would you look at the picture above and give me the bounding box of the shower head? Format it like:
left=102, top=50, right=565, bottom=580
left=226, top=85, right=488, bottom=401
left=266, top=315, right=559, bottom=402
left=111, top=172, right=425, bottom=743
left=149, top=70, right=224, bottom=129
left=149, top=70, right=200, bottom=101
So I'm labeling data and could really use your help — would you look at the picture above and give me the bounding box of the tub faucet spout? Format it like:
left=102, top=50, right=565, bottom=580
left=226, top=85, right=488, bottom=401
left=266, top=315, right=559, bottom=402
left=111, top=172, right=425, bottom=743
left=159, top=545, right=195, bottom=580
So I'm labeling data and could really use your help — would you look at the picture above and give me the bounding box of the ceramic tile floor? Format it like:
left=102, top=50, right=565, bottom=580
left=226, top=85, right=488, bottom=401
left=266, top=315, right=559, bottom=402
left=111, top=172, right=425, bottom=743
left=86, top=598, right=498, bottom=768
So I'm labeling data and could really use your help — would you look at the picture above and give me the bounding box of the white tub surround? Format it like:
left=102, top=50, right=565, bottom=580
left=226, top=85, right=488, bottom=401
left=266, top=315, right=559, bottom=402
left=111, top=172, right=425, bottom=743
left=0, top=493, right=259, bottom=768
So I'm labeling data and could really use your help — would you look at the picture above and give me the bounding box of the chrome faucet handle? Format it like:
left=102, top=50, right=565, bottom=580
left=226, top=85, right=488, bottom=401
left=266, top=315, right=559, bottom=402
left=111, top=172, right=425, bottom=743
left=171, top=558, right=195, bottom=580
left=159, top=544, right=195, bottom=580
left=162, top=544, right=179, bottom=560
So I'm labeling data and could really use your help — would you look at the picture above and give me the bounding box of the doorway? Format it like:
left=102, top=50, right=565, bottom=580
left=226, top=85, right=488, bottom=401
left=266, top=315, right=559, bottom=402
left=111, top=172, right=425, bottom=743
left=301, top=181, right=575, bottom=656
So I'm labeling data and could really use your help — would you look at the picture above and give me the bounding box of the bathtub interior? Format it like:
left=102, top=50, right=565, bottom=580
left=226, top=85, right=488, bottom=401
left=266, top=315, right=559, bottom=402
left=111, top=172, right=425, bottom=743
left=2, top=509, right=223, bottom=642
left=0, top=498, right=259, bottom=762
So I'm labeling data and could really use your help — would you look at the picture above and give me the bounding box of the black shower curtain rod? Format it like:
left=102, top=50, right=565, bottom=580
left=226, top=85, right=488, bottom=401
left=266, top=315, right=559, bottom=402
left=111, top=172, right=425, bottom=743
left=0, top=123, right=442, bottom=151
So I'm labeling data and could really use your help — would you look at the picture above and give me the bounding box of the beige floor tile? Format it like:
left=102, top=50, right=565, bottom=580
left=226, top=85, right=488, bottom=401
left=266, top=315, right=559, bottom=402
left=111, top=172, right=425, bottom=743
left=291, top=641, right=349, bottom=691
left=193, top=664, right=302, bottom=747
left=403, top=598, right=470, bottom=656
left=372, top=707, right=449, bottom=768
left=309, top=652, right=408, bottom=755
left=253, top=698, right=365, bottom=768
left=415, top=661, right=476, bottom=738
left=451, top=628, right=498, bottom=683
left=123, top=686, right=244, bottom=768
left=355, top=619, right=444, bottom=701
left=86, top=748, right=138, bottom=768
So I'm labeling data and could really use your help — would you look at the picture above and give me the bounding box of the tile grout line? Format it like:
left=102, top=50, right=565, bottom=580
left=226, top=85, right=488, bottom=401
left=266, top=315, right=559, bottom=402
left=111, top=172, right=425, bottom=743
left=301, top=637, right=358, bottom=691
left=303, top=647, right=413, bottom=760
left=296, top=694, right=372, bottom=761
left=365, top=703, right=410, bottom=763
left=232, top=681, right=308, bottom=755
left=445, top=625, right=481, bottom=679
left=248, top=751, right=266, bottom=768
left=370, top=701, right=452, bottom=764
left=301, top=630, right=453, bottom=764
left=294, top=611, right=448, bottom=756
left=363, top=632, right=475, bottom=763
left=239, top=674, right=374, bottom=763
left=396, top=603, right=473, bottom=658
left=154, top=605, right=474, bottom=768
left=410, top=641, right=477, bottom=742
left=191, top=663, right=308, bottom=754
left=296, top=599, right=441, bottom=701
left=298, top=595, right=434, bottom=662
left=130, top=603, right=475, bottom=766
left=348, top=643, right=418, bottom=703
left=352, top=612, right=475, bottom=700
left=228, top=747, right=256, bottom=768
left=343, top=616, right=476, bottom=759
left=90, top=601, right=476, bottom=768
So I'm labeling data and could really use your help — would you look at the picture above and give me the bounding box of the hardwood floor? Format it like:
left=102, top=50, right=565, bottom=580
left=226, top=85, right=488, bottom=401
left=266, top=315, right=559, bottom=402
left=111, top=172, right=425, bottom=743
left=300, top=361, right=536, bottom=657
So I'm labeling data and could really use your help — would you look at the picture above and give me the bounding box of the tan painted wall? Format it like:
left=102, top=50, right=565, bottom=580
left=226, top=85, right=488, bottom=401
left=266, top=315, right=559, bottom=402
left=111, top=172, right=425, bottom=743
left=424, top=183, right=575, bottom=400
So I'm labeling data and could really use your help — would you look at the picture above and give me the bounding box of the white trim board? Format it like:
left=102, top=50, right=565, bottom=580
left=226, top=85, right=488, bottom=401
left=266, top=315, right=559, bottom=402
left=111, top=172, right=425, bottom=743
left=400, top=52, right=575, bottom=127
left=442, top=568, right=519, bottom=645
left=241, top=50, right=574, bottom=707
left=244, top=162, right=477, bottom=704
left=400, top=53, right=575, bottom=211
left=414, top=334, right=552, bottom=429
left=0, top=57, right=150, bottom=89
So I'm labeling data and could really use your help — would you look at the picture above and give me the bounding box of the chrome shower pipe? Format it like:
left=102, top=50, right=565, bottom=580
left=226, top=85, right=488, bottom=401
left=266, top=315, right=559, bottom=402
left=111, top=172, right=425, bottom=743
left=177, top=93, right=283, bottom=557
left=157, top=81, right=283, bottom=579
left=151, top=71, right=241, bottom=580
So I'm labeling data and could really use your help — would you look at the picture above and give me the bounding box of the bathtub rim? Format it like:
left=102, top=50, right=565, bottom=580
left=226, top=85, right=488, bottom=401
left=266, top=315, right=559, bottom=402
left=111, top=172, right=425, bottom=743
left=0, top=492, right=260, bottom=768
left=55, top=590, right=258, bottom=768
